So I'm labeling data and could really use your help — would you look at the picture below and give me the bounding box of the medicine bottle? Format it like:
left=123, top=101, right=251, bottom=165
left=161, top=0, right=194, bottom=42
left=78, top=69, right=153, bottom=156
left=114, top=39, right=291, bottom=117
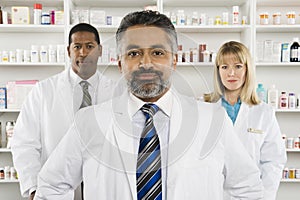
left=222, top=12, right=229, bottom=25
left=31, top=45, right=39, bottom=63
left=232, top=6, right=239, bottom=25
left=2, top=51, right=8, bottom=62
left=6, top=121, right=14, bottom=148
left=289, top=93, right=296, bottom=109
left=272, top=12, right=281, bottom=25
left=177, top=10, right=185, bottom=26
left=279, top=91, right=288, bottom=109
left=256, top=83, right=267, bottom=103
left=290, top=37, right=299, bottom=62
left=287, top=11, right=296, bottom=25
left=41, top=12, right=50, bottom=25
left=192, top=12, right=198, bottom=26
left=177, top=45, right=183, bottom=63
left=40, top=45, right=48, bottom=63
left=33, top=3, right=42, bottom=25
left=0, top=6, right=3, bottom=24
left=268, top=84, right=278, bottom=109
left=297, top=94, right=300, bottom=108
left=48, top=45, right=57, bottom=63
left=259, top=12, right=269, bottom=25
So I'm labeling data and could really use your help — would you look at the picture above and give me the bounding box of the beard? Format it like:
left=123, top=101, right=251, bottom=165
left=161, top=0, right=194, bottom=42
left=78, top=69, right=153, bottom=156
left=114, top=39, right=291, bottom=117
left=128, top=68, right=170, bottom=99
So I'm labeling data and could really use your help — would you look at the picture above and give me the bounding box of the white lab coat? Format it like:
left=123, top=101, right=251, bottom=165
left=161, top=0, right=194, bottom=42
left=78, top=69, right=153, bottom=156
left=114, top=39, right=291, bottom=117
left=217, top=100, right=287, bottom=200
left=35, top=91, right=263, bottom=200
left=11, top=68, right=119, bottom=197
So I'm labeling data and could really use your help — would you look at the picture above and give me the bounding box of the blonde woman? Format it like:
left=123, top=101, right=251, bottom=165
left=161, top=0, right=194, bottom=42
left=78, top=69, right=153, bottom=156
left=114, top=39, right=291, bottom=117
left=211, top=41, right=286, bottom=200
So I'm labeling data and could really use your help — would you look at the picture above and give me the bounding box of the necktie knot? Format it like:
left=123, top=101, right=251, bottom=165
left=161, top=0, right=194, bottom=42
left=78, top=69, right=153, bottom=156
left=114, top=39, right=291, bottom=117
left=79, top=80, right=92, bottom=109
left=141, top=103, right=159, bottom=119
left=80, top=80, right=89, bottom=90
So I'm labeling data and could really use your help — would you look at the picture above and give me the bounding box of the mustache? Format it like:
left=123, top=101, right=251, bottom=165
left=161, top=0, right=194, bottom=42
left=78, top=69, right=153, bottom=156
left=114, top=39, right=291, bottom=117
left=131, top=68, right=163, bottom=78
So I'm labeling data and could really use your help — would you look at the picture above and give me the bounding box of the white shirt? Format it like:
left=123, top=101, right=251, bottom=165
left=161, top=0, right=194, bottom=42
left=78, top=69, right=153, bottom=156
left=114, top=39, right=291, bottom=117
left=128, top=89, right=172, bottom=200
left=69, top=68, right=99, bottom=112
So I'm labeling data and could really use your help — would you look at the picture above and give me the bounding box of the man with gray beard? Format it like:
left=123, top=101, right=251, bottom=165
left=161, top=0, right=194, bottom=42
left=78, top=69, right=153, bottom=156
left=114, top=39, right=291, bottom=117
left=34, top=10, right=263, bottom=200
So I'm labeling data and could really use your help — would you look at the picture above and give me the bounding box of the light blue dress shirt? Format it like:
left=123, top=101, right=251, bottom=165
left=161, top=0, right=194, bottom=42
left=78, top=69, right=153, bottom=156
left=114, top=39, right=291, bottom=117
left=221, top=96, right=241, bottom=124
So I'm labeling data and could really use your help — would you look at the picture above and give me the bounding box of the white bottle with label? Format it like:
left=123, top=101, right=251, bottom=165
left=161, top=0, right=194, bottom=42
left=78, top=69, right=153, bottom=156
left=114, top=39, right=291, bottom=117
left=31, top=45, right=39, bottom=63
left=268, top=84, right=278, bottom=109
left=48, top=45, right=57, bottom=63
left=40, top=45, right=48, bottom=63
left=289, top=93, right=296, bottom=109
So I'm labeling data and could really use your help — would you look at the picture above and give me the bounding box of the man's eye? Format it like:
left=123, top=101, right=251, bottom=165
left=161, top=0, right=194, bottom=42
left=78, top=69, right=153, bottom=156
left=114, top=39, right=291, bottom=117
left=87, top=45, right=94, bottom=49
left=152, top=49, right=166, bottom=56
left=128, top=51, right=140, bottom=57
left=74, top=45, right=81, bottom=49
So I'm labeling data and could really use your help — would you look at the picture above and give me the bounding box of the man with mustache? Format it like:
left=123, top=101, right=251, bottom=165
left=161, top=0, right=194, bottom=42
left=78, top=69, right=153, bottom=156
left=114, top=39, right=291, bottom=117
left=34, top=11, right=263, bottom=199
left=11, top=23, right=116, bottom=200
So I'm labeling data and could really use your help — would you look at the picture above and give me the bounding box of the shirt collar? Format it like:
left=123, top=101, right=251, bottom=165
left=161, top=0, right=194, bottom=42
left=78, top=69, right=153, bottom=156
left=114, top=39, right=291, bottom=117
left=221, top=96, right=241, bottom=107
left=128, top=88, right=173, bottom=119
left=69, top=68, right=99, bottom=89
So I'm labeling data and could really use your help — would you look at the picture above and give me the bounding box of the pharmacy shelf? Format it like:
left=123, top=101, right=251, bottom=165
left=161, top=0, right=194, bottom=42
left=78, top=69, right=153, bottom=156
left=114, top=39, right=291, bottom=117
left=257, top=0, right=300, bottom=7
left=0, top=148, right=11, bottom=153
left=281, top=179, right=300, bottom=183
left=0, top=0, right=63, bottom=7
left=256, top=62, right=300, bottom=67
left=175, top=25, right=251, bottom=33
left=0, top=25, right=65, bottom=33
left=286, top=149, right=300, bottom=152
left=0, top=180, right=19, bottom=183
left=163, top=0, right=248, bottom=7
left=275, top=109, right=300, bottom=113
left=97, top=62, right=214, bottom=67
left=0, top=109, right=20, bottom=113
left=256, top=25, right=300, bottom=33
left=70, top=0, right=155, bottom=7
left=0, top=63, right=65, bottom=67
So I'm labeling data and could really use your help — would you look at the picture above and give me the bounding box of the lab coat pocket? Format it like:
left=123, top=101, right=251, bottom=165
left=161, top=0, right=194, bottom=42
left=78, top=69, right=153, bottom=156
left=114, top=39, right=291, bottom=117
left=182, top=160, right=209, bottom=199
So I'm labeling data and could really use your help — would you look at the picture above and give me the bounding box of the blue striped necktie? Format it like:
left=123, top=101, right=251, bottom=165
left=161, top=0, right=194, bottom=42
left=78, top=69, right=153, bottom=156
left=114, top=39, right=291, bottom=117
left=137, top=103, right=162, bottom=200
left=79, top=81, right=92, bottom=109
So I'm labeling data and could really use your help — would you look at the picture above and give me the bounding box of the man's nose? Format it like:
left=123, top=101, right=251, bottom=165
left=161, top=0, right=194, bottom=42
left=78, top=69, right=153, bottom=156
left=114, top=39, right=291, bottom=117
left=79, top=47, right=88, bottom=56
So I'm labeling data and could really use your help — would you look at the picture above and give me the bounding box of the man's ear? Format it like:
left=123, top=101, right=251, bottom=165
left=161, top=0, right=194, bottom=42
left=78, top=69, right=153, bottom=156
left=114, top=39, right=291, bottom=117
left=173, top=54, right=177, bottom=70
left=67, top=46, right=70, bottom=58
left=98, top=45, right=102, bottom=57
left=118, top=57, right=122, bottom=73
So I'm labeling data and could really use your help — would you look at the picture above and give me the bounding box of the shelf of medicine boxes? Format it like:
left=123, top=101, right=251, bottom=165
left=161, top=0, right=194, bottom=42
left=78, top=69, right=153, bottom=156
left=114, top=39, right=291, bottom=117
left=0, top=148, right=19, bottom=183
left=0, top=0, right=64, bottom=8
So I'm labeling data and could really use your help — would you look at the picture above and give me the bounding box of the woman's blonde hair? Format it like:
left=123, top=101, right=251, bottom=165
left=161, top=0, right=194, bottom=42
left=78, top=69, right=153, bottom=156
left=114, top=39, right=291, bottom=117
left=211, top=41, right=260, bottom=105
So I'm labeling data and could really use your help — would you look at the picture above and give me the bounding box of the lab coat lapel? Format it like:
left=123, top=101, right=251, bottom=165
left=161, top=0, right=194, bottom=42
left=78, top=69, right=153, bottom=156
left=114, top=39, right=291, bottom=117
left=56, top=69, right=75, bottom=121
left=234, top=102, right=249, bottom=129
left=167, top=93, right=199, bottom=199
left=112, top=92, right=137, bottom=200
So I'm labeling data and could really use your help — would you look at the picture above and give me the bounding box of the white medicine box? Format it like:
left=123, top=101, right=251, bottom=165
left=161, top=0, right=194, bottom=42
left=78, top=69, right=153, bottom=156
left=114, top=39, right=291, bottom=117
left=11, top=6, right=30, bottom=24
